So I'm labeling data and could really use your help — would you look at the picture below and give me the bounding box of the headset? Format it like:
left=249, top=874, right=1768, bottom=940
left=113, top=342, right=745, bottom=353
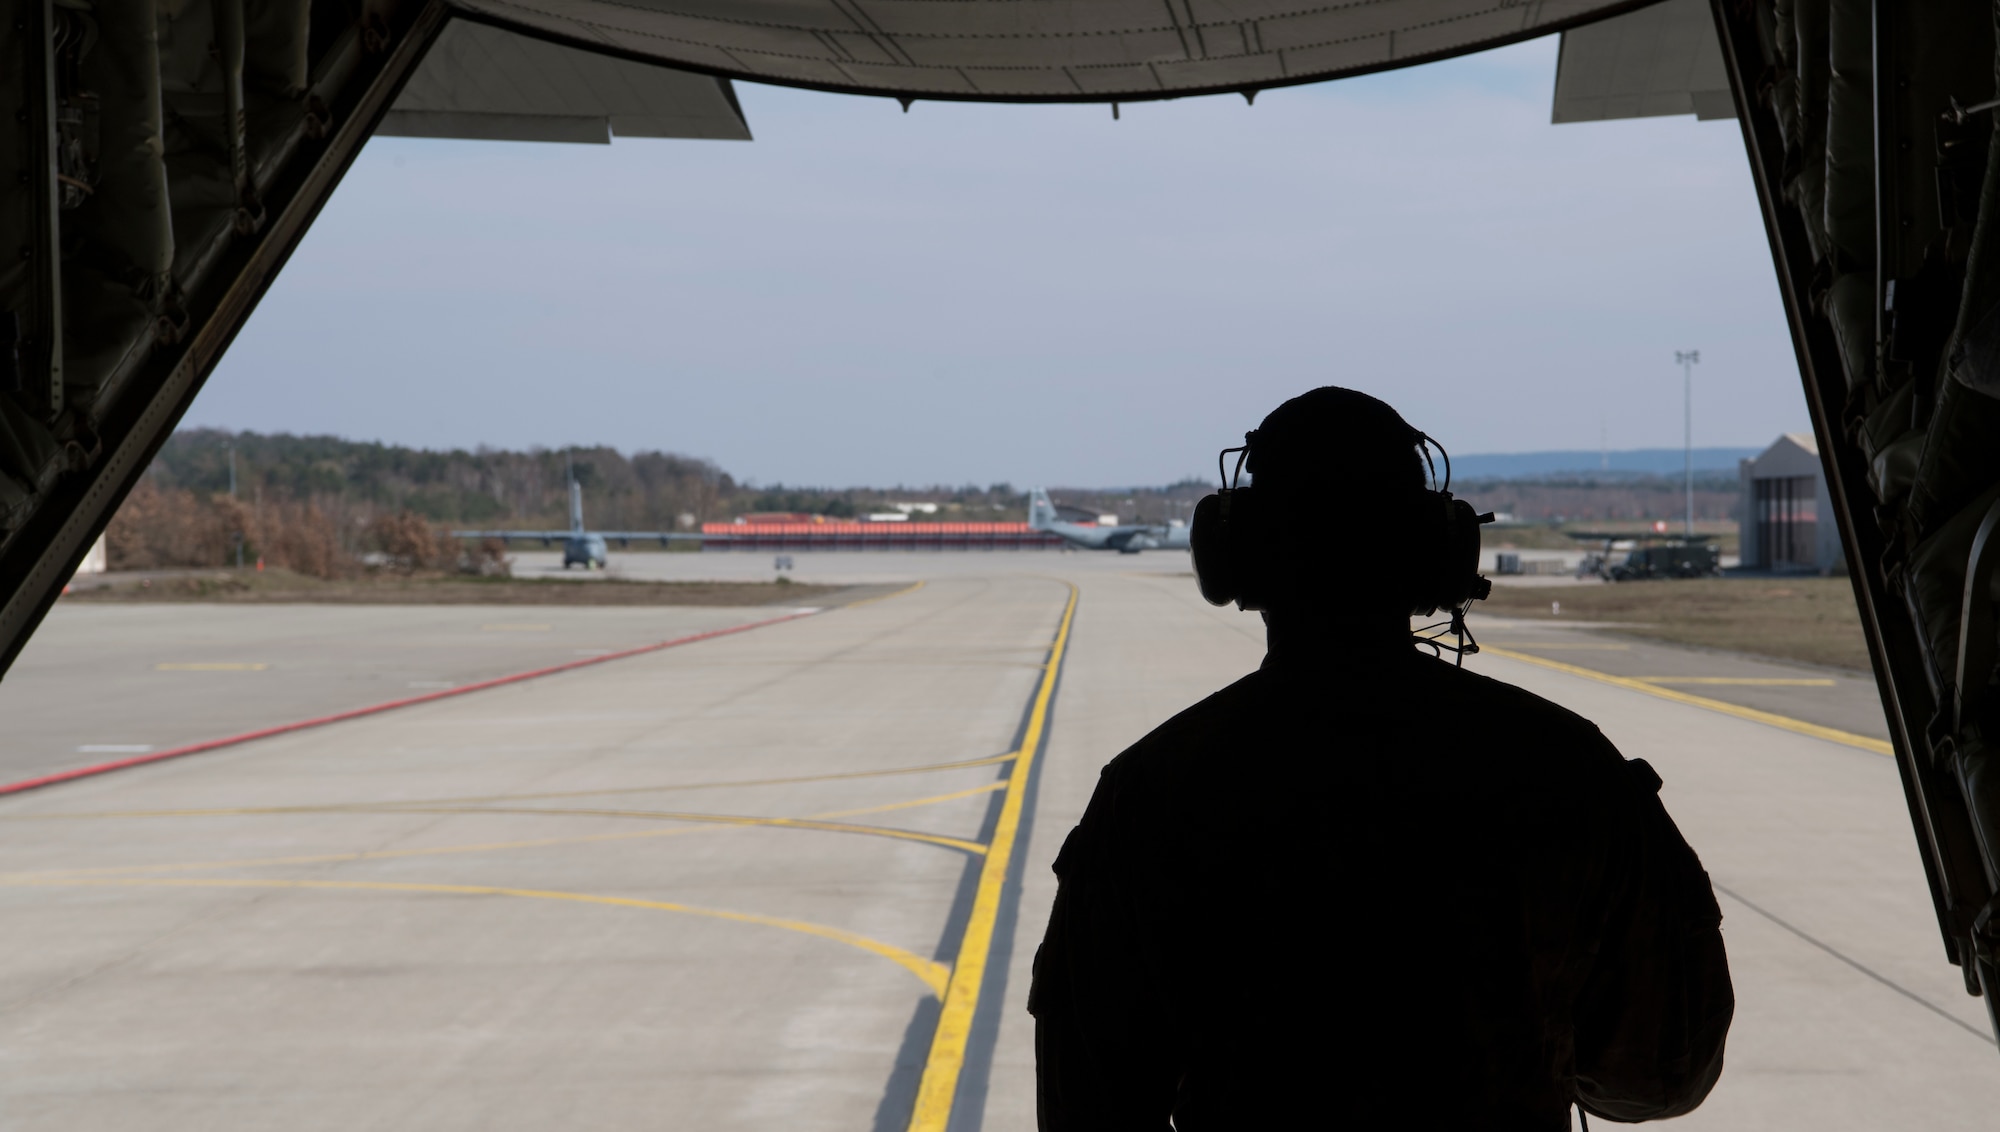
left=1189, top=426, right=1495, bottom=661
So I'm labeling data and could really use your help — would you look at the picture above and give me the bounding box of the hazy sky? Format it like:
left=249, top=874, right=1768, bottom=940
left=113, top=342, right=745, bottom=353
left=192, top=34, right=1801, bottom=487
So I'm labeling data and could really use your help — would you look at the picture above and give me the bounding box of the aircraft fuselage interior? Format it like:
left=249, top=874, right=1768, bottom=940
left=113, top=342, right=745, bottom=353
left=2, top=0, right=1998, bottom=1047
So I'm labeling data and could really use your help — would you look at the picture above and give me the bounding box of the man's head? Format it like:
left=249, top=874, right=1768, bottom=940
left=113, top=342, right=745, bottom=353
left=1245, top=387, right=1427, bottom=509
left=1193, top=387, right=1473, bottom=621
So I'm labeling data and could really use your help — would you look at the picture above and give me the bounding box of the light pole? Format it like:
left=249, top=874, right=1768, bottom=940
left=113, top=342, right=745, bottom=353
left=226, top=439, right=243, bottom=568
left=1676, top=350, right=1700, bottom=539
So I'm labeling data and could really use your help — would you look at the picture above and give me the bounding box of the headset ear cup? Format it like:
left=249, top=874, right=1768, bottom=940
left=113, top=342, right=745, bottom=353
left=1447, top=497, right=1484, bottom=606
left=1406, top=493, right=1489, bottom=615
left=1191, top=493, right=1238, bottom=606
left=1406, top=493, right=1444, bottom=616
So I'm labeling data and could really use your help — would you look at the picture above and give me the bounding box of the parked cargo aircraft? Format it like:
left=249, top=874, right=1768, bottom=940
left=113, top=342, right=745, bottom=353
left=1028, top=488, right=1190, bottom=554
left=452, top=479, right=694, bottom=569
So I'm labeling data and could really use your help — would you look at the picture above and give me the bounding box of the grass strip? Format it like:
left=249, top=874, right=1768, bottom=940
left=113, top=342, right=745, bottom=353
left=1479, top=576, right=1869, bottom=673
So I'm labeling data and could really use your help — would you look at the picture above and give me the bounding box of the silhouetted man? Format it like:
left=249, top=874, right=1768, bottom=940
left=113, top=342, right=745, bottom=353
left=1029, top=388, right=1732, bottom=1130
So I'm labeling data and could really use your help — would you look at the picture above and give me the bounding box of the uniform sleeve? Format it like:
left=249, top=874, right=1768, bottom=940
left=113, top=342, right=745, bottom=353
left=1573, top=757, right=1735, bottom=1121
left=1028, top=769, right=1180, bottom=1132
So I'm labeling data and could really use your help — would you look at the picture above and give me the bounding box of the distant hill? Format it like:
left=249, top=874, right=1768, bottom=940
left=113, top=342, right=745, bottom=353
left=1451, top=447, right=1765, bottom=481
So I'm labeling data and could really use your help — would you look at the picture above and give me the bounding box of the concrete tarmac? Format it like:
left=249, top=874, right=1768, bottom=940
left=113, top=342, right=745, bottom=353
left=1, top=553, right=1995, bottom=1129
left=0, top=603, right=799, bottom=784
left=501, top=548, right=1007, bottom=586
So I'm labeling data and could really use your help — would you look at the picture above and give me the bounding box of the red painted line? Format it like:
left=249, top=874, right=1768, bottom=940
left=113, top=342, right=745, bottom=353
left=0, top=609, right=819, bottom=799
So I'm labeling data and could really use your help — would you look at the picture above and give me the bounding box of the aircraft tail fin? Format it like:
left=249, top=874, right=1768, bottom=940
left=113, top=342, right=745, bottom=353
left=1027, top=487, right=1056, bottom=531
left=570, top=481, right=585, bottom=534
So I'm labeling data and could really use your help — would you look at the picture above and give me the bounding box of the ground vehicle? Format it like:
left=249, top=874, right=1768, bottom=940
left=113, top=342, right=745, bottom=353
left=1610, top=540, right=1722, bottom=581
left=1573, top=534, right=1723, bottom=582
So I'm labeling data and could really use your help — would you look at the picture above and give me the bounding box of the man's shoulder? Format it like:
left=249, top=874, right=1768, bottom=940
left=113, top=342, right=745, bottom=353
left=1427, top=656, right=1612, bottom=738
left=1103, top=653, right=1626, bottom=783
left=1105, top=669, right=1270, bottom=766
left=1415, top=655, right=1634, bottom=780
left=1104, top=672, right=1256, bottom=784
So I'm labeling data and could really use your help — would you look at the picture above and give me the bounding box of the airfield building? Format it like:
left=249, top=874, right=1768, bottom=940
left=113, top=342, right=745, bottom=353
left=703, top=520, right=1062, bottom=551
left=1739, top=435, right=1844, bottom=574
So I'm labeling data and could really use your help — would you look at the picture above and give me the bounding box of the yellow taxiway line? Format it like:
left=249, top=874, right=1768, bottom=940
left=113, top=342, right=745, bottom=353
left=1482, top=646, right=1892, bottom=757
left=3, top=782, right=1008, bottom=881
left=3, top=779, right=1010, bottom=998
left=6, top=875, right=953, bottom=998
left=5, top=575, right=973, bottom=1011
left=349, top=804, right=992, bottom=855
left=1635, top=676, right=1836, bottom=687
left=907, top=582, right=1078, bottom=1132
left=8, top=577, right=1046, bottom=1063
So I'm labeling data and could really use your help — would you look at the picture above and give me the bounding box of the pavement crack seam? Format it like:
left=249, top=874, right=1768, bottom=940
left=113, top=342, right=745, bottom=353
left=1712, top=883, right=1995, bottom=1045
left=4, top=750, right=1024, bottom=815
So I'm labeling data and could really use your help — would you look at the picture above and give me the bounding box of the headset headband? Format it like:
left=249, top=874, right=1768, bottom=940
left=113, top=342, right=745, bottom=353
left=1217, top=430, right=1256, bottom=491
left=1216, top=427, right=1450, bottom=495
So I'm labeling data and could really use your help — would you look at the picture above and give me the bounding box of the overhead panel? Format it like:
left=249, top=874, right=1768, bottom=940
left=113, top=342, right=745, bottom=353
left=1551, top=0, right=1733, bottom=123
left=381, top=18, right=751, bottom=143
left=447, top=0, right=1652, bottom=102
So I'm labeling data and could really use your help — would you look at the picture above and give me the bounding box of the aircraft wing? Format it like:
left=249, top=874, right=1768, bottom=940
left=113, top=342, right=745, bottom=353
left=380, top=19, right=751, bottom=143
left=593, top=531, right=707, bottom=542
left=449, top=0, right=1645, bottom=102
left=451, top=530, right=574, bottom=541
left=1100, top=526, right=1166, bottom=549
left=1550, top=0, right=1733, bottom=123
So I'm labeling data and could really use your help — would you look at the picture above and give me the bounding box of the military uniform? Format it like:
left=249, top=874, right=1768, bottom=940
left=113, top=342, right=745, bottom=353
left=1030, top=640, right=1733, bottom=1130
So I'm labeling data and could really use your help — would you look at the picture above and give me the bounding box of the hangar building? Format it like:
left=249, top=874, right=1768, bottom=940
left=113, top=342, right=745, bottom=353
left=1739, top=434, right=1844, bottom=575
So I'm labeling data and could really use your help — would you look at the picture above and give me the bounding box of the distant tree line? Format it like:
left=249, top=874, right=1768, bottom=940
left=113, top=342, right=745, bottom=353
left=105, top=430, right=1048, bottom=573
left=106, top=430, right=737, bottom=575
left=146, top=429, right=737, bottom=531
left=103, top=430, right=1748, bottom=575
